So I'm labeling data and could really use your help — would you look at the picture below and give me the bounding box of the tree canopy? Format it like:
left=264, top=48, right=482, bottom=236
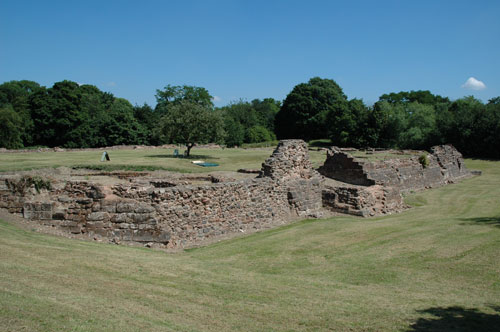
left=156, top=101, right=225, bottom=156
left=1, top=78, right=499, bottom=159
left=275, top=77, right=348, bottom=141
left=155, top=85, right=214, bottom=115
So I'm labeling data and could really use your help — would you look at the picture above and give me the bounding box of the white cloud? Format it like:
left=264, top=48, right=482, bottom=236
left=212, top=95, right=222, bottom=102
left=461, top=77, right=486, bottom=90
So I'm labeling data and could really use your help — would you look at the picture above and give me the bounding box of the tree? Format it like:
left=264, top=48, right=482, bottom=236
left=155, top=84, right=214, bottom=115
left=0, top=80, right=42, bottom=146
left=327, top=98, right=372, bottom=147
left=399, top=102, right=437, bottom=149
left=275, top=77, right=348, bottom=140
left=29, top=80, right=86, bottom=147
left=251, top=98, right=280, bottom=132
left=0, top=105, right=23, bottom=149
left=133, top=103, right=159, bottom=145
left=156, top=101, right=225, bottom=156
left=246, top=125, right=275, bottom=143
left=223, top=116, right=245, bottom=147
left=379, top=90, right=449, bottom=106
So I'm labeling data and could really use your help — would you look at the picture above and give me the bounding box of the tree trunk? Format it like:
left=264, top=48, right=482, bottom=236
left=186, top=143, right=194, bottom=157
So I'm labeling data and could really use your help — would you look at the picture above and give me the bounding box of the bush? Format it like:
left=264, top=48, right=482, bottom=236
left=418, top=154, right=429, bottom=168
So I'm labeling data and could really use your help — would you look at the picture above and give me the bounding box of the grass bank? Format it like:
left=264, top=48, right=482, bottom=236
left=0, top=159, right=499, bottom=331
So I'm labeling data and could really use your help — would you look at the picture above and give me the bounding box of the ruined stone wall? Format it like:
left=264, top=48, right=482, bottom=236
left=322, top=185, right=403, bottom=217
left=0, top=140, right=323, bottom=248
left=319, top=144, right=471, bottom=191
left=0, top=141, right=474, bottom=248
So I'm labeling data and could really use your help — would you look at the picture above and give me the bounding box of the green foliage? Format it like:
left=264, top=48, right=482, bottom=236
left=156, top=101, right=225, bottom=156
left=223, top=116, right=245, bottom=147
left=219, top=98, right=279, bottom=146
left=246, top=125, right=275, bottom=143
left=418, top=154, right=429, bottom=168
left=6, top=175, right=52, bottom=195
left=275, top=77, right=348, bottom=140
left=399, top=103, right=437, bottom=149
left=1, top=77, right=500, bottom=159
left=0, top=80, right=41, bottom=146
left=379, top=90, right=450, bottom=106
left=327, top=98, right=372, bottom=147
left=155, top=84, right=214, bottom=115
left=0, top=105, right=24, bottom=149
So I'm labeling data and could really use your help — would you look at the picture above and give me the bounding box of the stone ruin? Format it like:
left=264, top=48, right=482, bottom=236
left=0, top=140, right=473, bottom=248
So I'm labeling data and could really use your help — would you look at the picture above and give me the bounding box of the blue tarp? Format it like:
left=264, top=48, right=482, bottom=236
left=196, top=162, right=219, bottom=167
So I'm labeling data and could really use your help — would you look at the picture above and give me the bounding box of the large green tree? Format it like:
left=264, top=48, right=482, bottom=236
left=0, top=105, right=24, bottom=149
left=0, top=80, right=42, bottom=146
left=275, top=77, right=348, bottom=140
left=155, top=85, right=214, bottom=116
left=156, top=101, right=225, bottom=156
left=218, top=99, right=277, bottom=146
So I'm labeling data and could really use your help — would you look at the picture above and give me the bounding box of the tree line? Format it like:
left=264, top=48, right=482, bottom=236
left=1, top=78, right=499, bottom=158
left=276, top=77, right=500, bottom=158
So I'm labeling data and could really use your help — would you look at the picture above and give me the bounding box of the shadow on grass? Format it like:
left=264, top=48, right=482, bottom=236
left=145, top=154, right=219, bottom=160
left=407, top=306, right=500, bottom=332
left=459, top=216, right=500, bottom=228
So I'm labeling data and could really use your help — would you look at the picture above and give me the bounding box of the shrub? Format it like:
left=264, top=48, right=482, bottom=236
left=418, top=154, right=429, bottom=168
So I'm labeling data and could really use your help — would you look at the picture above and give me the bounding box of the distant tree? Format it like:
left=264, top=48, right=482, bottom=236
left=218, top=99, right=280, bottom=146
left=0, top=105, right=23, bottom=149
left=251, top=98, right=280, bottom=132
left=275, top=77, right=348, bottom=140
left=223, top=116, right=245, bottom=147
left=155, top=85, right=214, bottom=115
left=0, top=80, right=42, bottom=146
left=29, top=80, right=86, bottom=147
left=379, top=90, right=450, bottom=106
left=399, top=102, right=437, bottom=149
left=327, top=98, right=372, bottom=147
left=444, top=96, right=484, bottom=156
left=133, top=103, right=159, bottom=144
left=156, top=101, right=225, bottom=156
left=98, top=98, right=147, bottom=146
left=246, top=125, right=275, bottom=143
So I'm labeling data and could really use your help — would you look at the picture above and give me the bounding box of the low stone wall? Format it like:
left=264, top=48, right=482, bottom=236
left=322, top=185, right=403, bottom=217
left=0, top=141, right=475, bottom=248
left=319, top=144, right=471, bottom=192
left=0, top=140, right=323, bottom=248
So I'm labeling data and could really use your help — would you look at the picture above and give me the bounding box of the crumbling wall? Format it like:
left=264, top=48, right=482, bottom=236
left=322, top=185, right=403, bottom=217
left=0, top=141, right=475, bottom=248
left=319, top=144, right=471, bottom=191
left=0, top=140, right=323, bottom=248
left=317, top=149, right=375, bottom=186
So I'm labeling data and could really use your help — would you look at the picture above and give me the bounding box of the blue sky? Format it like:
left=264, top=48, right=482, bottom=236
left=1, top=0, right=499, bottom=107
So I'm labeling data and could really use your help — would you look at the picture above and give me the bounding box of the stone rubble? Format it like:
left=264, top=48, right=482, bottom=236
left=0, top=140, right=473, bottom=248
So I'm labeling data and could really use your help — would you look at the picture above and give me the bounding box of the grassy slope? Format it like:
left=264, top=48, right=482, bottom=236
left=0, top=159, right=499, bottom=331
left=0, top=147, right=327, bottom=173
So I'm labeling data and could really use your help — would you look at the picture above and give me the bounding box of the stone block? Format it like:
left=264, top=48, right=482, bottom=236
left=87, top=212, right=109, bottom=221
left=134, top=205, right=155, bottom=213
left=116, top=202, right=136, bottom=213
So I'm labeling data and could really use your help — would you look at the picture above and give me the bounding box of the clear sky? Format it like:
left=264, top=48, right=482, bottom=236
left=1, top=0, right=498, bottom=107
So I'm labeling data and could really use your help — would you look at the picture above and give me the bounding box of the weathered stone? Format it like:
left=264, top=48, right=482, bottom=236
left=0, top=140, right=475, bottom=249
left=87, top=212, right=109, bottom=221
left=116, top=202, right=136, bottom=213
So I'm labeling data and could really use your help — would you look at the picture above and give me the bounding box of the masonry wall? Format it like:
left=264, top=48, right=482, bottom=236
left=319, top=144, right=471, bottom=191
left=322, top=185, right=403, bottom=217
left=0, top=140, right=323, bottom=248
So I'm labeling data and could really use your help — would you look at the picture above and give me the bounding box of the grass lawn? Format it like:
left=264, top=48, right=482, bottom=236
left=0, top=147, right=327, bottom=173
left=0, top=155, right=499, bottom=331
